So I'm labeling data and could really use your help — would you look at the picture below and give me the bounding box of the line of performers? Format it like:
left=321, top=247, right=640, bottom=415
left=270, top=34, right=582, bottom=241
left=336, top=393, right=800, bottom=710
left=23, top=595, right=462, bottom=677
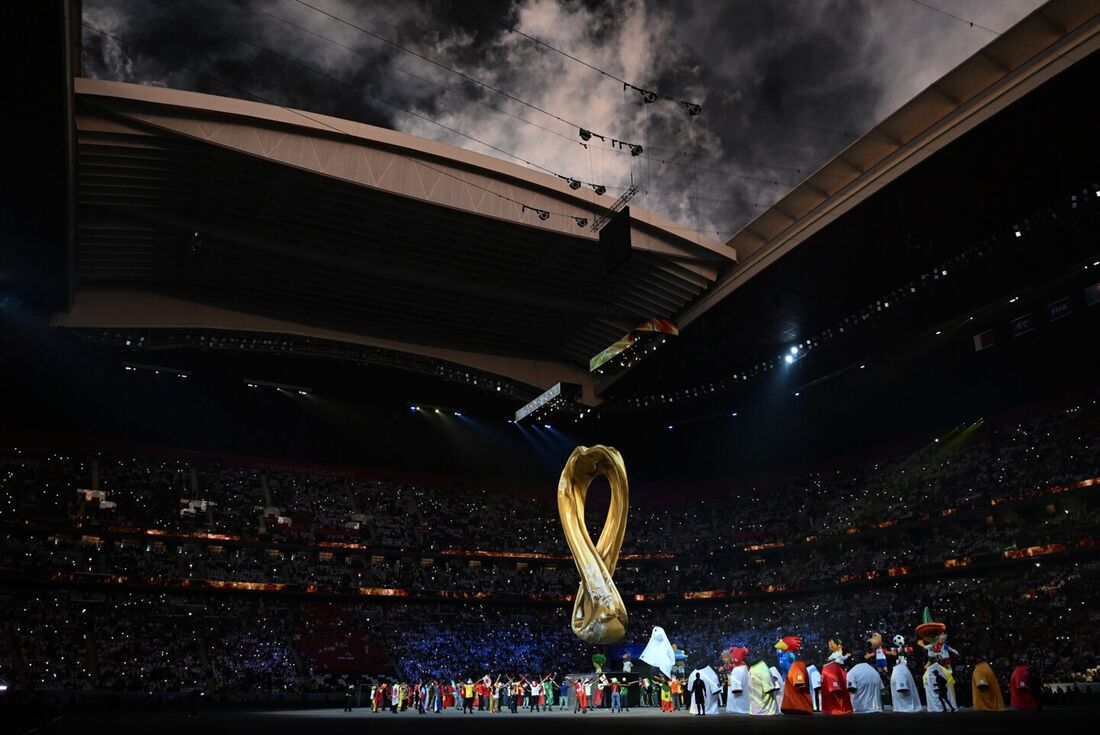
left=360, top=608, right=1044, bottom=715
left=685, top=607, right=1042, bottom=715
left=366, top=673, right=644, bottom=714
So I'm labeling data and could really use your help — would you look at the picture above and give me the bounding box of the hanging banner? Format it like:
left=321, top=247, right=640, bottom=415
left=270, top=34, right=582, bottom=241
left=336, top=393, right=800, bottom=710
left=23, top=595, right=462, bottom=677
left=972, top=329, right=995, bottom=352
left=1084, top=282, right=1100, bottom=307
left=1010, top=313, right=1035, bottom=338
left=1046, top=296, right=1073, bottom=321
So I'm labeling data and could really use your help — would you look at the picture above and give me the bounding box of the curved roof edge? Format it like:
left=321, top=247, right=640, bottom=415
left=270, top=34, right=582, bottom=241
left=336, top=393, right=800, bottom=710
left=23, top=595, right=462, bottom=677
left=74, top=76, right=732, bottom=261
left=682, top=0, right=1100, bottom=327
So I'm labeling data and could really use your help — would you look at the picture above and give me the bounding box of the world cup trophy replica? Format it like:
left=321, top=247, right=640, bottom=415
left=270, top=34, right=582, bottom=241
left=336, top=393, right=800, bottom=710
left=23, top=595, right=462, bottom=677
left=557, top=445, right=629, bottom=644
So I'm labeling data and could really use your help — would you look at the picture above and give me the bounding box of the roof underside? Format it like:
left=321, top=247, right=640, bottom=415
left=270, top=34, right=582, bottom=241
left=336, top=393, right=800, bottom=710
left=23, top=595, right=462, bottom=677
left=73, top=87, right=729, bottom=370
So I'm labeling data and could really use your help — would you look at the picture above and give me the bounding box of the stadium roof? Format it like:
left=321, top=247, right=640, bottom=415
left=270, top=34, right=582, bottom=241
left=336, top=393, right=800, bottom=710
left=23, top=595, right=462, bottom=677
left=58, top=77, right=733, bottom=403
left=51, top=0, right=1100, bottom=407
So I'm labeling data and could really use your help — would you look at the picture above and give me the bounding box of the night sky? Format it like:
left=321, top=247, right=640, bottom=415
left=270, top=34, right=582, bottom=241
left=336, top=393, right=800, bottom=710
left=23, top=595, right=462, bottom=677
left=80, top=0, right=1042, bottom=239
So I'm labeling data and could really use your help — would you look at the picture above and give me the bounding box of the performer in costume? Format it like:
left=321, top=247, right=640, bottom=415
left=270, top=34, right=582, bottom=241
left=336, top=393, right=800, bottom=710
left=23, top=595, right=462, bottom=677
left=372, top=682, right=384, bottom=712
left=726, top=647, right=750, bottom=714
left=659, top=677, right=674, bottom=712
left=560, top=677, right=570, bottom=710
left=865, top=631, right=897, bottom=673
left=972, top=661, right=1005, bottom=711
left=889, top=648, right=921, bottom=712
left=769, top=665, right=785, bottom=709
left=777, top=638, right=813, bottom=715
left=820, top=661, right=853, bottom=715
left=748, top=660, right=780, bottom=716
left=1010, top=662, right=1039, bottom=710
left=774, top=636, right=800, bottom=681
left=806, top=664, right=822, bottom=711
left=916, top=607, right=958, bottom=713
left=847, top=662, right=884, bottom=713
left=827, top=636, right=848, bottom=666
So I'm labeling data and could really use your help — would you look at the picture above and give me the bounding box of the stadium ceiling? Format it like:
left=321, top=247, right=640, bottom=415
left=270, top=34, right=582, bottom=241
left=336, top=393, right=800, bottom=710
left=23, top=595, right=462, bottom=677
left=58, top=77, right=734, bottom=405
left=52, top=0, right=1100, bottom=406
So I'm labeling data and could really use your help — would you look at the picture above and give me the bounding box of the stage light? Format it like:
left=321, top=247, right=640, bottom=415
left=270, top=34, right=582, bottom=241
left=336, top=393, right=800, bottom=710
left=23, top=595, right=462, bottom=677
left=1014, top=228, right=1022, bottom=238
left=860, top=364, right=866, bottom=369
left=579, top=128, right=592, bottom=141
left=568, top=178, right=581, bottom=190
left=935, top=331, right=942, bottom=335
left=790, top=346, right=799, bottom=355
left=1009, top=296, right=1019, bottom=304
left=593, top=184, right=606, bottom=195
left=454, top=412, right=462, bottom=417
left=544, top=424, right=552, bottom=429
left=629, top=144, right=643, bottom=157
left=794, top=391, right=801, bottom=397
left=410, top=406, right=418, bottom=412
left=574, top=217, right=588, bottom=228
left=434, top=409, right=441, bottom=414
left=784, top=354, right=794, bottom=364
left=731, top=412, right=738, bottom=417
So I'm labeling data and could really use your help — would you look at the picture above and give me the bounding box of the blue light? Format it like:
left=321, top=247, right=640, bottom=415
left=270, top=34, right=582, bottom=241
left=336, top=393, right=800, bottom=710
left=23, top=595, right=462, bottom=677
left=410, top=406, right=418, bottom=412
left=784, top=354, right=794, bottom=364
left=790, top=346, right=799, bottom=355
left=543, top=424, right=552, bottom=429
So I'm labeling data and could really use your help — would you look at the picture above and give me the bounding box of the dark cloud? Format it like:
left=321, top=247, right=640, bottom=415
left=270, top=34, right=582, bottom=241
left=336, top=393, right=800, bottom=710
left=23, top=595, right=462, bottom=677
left=81, top=0, right=1042, bottom=238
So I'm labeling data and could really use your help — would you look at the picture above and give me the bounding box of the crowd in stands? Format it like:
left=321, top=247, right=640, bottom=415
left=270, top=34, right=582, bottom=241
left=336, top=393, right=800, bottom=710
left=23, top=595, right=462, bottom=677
left=0, top=558, right=1096, bottom=696
left=0, top=399, right=1097, bottom=696
left=1, top=402, right=1097, bottom=556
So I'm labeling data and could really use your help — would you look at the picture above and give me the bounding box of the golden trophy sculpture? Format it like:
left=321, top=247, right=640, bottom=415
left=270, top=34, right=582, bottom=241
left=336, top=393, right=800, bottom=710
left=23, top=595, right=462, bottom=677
left=557, top=445, right=629, bottom=644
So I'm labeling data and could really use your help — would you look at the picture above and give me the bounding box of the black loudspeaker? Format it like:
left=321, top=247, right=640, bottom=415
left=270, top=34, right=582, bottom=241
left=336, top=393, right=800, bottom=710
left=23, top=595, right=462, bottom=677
left=599, top=206, right=632, bottom=277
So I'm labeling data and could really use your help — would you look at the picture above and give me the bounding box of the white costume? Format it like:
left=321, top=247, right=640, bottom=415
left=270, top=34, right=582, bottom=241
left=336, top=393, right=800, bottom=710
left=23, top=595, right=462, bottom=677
left=640, top=626, right=676, bottom=678
left=890, top=658, right=922, bottom=712
left=769, top=666, right=784, bottom=709
left=807, top=665, right=822, bottom=711
left=923, top=662, right=958, bottom=712
left=688, top=667, right=721, bottom=715
left=726, top=664, right=750, bottom=714
left=847, top=662, right=884, bottom=713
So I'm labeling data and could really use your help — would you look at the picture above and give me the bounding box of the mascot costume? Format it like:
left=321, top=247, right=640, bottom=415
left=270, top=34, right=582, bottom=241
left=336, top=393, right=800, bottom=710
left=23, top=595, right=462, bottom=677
left=916, top=607, right=959, bottom=713
left=972, top=661, right=1005, bottom=711
left=889, top=639, right=922, bottom=712
left=748, top=659, right=780, bottom=716
left=775, top=637, right=813, bottom=715
left=726, top=647, right=751, bottom=714
left=820, top=661, right=853, bottom=715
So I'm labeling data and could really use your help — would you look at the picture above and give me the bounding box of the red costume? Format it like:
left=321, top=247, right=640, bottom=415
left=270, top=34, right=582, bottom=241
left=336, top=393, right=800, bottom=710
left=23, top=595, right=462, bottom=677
left=1010, top=664, right=1038, bottom=710
left=574, top=680, right=588, bottom=711
left=820, top=662, right=853, bottom=715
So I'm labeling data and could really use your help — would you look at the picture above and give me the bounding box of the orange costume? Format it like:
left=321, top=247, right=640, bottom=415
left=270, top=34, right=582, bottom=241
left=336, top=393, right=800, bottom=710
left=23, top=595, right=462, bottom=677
left=972, top=661, right=1005, bottom=711
left=780, top=660, right=814, bottom=714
